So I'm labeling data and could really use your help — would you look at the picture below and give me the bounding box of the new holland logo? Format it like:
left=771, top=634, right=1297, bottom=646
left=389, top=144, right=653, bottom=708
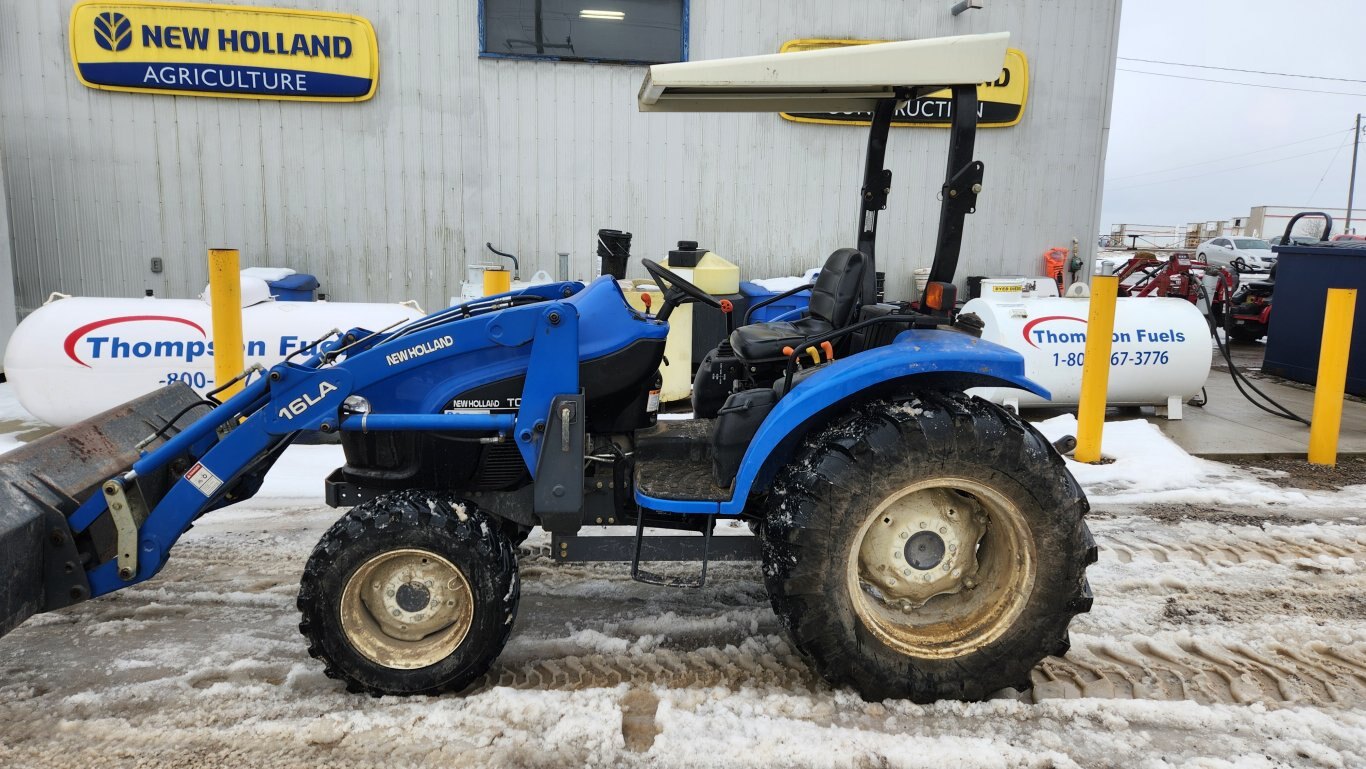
left=70, top=2, right=378, bottom=102
left=93, top=11, right=132, bottom=52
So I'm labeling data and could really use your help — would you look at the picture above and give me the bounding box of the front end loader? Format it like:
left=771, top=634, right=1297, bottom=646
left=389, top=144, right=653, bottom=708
left=0, top=32, right=1095, bottom=703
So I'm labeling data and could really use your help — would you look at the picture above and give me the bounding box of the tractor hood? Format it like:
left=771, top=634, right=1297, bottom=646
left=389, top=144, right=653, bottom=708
left=637, top=32, right=1009, bottom=113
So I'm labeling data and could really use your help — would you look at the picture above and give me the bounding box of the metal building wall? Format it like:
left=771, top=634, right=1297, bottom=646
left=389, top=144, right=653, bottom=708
left=0, top=0, right=1120, bottom=316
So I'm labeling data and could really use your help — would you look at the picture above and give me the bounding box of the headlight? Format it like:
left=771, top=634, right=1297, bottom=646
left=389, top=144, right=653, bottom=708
left=342, top=395, right=372, bottom=414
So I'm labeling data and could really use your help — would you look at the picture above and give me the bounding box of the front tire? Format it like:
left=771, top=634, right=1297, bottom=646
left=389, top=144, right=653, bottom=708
left=762, top=392, right=1095, bottom=703
left=297, top=491, right=519, bottom=695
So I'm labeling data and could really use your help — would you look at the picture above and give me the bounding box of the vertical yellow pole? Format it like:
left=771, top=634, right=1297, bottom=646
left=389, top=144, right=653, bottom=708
left=208, top=248, right=244, bottom=400
left=1308, top=288, right=1357, bottom=466
left=1074, top=275, right=1119, bottom=463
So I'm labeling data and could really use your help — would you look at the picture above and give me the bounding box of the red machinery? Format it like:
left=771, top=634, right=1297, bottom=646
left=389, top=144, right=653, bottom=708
left=1106, top=251, right=1270, bottom=341
left=1111, top=252, right=1220, bottom=301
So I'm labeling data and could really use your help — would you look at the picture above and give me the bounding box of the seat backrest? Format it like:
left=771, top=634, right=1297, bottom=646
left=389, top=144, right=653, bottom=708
left=807, top=248, right=866, bottom=327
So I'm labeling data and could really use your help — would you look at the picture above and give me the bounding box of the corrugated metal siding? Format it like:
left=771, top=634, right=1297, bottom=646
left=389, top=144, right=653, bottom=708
left=1, top=0, right=1120, bottom=316
left=0, top=145, right=16, bottom=361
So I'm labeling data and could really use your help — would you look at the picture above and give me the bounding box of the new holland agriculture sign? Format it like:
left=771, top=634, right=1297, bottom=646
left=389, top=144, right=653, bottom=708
left=779, top=39, right=1028, bottom=128
left=69, top=1, right=378, bottom=101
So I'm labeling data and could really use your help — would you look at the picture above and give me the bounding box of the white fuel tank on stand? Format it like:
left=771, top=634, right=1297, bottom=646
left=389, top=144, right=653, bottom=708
left=5, top=283, right=425, bottom=426
left=963, top=293, right=1211, bottom=419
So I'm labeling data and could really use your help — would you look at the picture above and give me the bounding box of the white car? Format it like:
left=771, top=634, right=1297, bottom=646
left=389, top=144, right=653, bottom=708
left=1196, top=237, right=1276, bottom=271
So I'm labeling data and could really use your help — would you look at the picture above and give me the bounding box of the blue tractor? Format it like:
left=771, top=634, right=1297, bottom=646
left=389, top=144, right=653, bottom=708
left=0, top=33, right=1094, bottom=703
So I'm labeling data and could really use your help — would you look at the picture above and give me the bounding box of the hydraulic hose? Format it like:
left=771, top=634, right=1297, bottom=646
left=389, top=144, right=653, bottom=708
left=1197, top=283, right=1309, bottom=426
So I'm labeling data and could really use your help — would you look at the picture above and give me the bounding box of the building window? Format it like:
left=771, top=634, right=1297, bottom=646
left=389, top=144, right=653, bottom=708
left=480, top=0, right=687, bottom=64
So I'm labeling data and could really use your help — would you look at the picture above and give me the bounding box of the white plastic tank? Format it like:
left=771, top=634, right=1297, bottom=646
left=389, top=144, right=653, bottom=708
left=5, top=293, right=425, bottom=426
left=963, top=294, right=1211, bottom=416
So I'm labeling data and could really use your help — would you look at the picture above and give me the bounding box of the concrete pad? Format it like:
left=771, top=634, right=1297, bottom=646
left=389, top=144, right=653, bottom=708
left=1128, top=342, right=1365, bottom=458
left=1019, top=341, right=1366, bottom=459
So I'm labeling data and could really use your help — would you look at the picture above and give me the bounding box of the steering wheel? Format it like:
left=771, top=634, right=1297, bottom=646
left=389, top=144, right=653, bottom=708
left=641, top=258, right=721, bottom=321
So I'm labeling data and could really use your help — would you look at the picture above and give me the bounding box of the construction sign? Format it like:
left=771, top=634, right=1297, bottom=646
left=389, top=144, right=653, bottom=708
left=778, top=39, right=1028, bottom=128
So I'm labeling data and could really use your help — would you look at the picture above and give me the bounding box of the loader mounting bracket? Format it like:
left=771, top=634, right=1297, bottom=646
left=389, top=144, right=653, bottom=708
left=101, top=479, right=148, bottom=581
left=534, top=392, right=586, bottom=529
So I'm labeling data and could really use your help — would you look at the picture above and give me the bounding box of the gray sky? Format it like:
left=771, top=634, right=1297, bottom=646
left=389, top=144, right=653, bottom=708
left=1101, top=0, right=1366, bottom=234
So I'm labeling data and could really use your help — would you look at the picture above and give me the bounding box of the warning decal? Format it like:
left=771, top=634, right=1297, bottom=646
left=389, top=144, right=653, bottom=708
left=184, top=462, right=224, bottom=497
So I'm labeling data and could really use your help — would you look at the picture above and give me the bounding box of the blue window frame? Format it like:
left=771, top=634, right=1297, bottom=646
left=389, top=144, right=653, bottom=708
left=479, top=0, right=689, bottom=64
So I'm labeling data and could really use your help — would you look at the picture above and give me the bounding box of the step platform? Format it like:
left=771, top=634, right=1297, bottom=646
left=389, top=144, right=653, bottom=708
left=632, top=418, right=731, bottom=502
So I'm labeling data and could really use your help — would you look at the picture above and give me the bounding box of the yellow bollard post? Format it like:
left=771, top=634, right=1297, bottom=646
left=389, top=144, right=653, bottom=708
left=1308, top=288, right=1357, bottom=466
left=207, top=248, right=245, bottom=400
left=1074, top=275, right=1119, bottom=464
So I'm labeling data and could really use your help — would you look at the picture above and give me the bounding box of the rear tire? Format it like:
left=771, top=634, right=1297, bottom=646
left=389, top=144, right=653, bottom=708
left=761, top=392, right=1095, bottom=703
left=297, top=491, right=519, bottom=695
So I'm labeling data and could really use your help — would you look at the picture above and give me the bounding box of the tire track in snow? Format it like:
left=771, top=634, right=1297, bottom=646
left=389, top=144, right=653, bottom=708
left=1099, top=526, right=1366, bottom=567
left=1033, top=636, right=1366, bottom=707
left=473, top=631, right=1366, bottom=709
left=476, top=636, right=819, bottom=692
left=492, top=521, right=1366, bottom=708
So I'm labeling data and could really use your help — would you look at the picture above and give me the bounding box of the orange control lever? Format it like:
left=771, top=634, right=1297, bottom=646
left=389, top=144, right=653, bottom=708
left=820, top=341, right=834, bottom=362
left=640, top=292, right=652, bottom=315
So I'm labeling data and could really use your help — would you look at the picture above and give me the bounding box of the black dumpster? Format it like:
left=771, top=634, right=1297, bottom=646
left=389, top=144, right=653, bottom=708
left=1262, top=239, right=1366, bottom=395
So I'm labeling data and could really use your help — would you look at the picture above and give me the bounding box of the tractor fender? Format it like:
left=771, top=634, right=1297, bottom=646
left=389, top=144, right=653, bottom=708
left=717, top=329, right=1047, bottom=515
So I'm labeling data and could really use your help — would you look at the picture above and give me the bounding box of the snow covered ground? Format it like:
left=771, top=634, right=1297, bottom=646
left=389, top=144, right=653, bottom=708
left=1, top=385, right=1364, bottom=768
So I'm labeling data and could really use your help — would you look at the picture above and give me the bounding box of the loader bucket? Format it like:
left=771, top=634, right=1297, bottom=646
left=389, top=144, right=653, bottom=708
left=0, top=382, right=212, bottom=638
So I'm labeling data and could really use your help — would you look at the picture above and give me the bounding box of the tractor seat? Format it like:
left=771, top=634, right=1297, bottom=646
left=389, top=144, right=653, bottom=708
left=730, top=248, right=866, bottom=362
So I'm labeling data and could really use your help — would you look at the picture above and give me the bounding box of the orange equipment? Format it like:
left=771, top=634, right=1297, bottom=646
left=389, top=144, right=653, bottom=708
left=1044, top=247, right=1069, bottom=292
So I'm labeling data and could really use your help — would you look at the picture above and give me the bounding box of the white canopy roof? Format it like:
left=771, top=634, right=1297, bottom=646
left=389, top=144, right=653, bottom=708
left=638, top=32, right=1009, bottom=113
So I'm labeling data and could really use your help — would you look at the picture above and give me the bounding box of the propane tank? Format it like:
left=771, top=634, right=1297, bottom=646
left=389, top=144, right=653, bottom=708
left=5, top=294, right=425, bottom=426
left=963, top=294, right=1211, bottom=415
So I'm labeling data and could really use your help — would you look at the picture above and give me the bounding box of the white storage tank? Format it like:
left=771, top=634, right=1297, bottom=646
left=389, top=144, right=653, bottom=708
left=963, top=294, right=1211, bottom=418
left=5, top=289, right=425, bottom=426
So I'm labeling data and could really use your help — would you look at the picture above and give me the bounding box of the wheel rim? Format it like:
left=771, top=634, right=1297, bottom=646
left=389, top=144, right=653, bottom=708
left=339, top=548, right=475, bottom=670
left=846, top=477, right=1036, bottom=659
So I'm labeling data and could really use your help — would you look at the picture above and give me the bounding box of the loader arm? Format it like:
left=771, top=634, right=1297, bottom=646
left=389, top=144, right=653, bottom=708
left=1, top=291, right=584, bottom=632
